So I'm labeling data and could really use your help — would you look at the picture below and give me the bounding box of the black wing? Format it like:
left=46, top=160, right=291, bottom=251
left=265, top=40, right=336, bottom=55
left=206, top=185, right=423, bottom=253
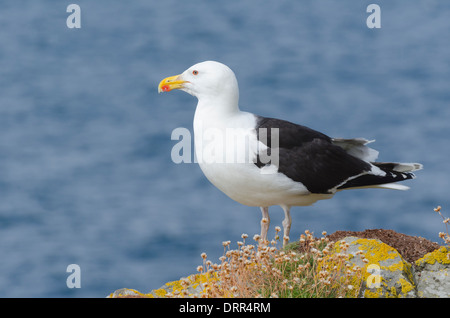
left=254, top=116, right=372, bottom=194
left=255, top=116, right=331, bottom=148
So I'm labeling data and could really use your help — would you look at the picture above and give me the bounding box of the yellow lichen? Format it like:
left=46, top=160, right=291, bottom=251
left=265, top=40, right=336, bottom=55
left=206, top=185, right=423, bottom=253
left=148, top=272, right=221, bottom=298
left=364, top=288, right=382, bottom=298
left=335, top=238, right=415, bottom=298
left=416, top=246, right=450, bottom=267
left=151, top=287, right=168, bottom=297
left=107, top=288, right=150, bottom=298
left=354, top=238, right=398, bottom=262
left=399, top=278, right=414, bottom=295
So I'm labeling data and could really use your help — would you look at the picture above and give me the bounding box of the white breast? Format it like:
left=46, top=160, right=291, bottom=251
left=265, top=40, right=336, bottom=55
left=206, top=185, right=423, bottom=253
left=193, top=110, right=325, bottom=207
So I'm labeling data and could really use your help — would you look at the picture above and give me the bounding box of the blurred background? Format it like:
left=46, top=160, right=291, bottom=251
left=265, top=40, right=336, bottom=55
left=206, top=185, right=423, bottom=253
left=0, top=0, right=449, bottom=297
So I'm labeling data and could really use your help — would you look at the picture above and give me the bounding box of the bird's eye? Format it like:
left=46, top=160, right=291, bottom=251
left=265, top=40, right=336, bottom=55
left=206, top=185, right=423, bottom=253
left=192, top=70, right=199, bottom=75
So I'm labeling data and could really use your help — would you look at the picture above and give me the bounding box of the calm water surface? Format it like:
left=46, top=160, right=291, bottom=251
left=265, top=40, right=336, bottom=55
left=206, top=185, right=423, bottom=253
left=0, top=1, right=449, bottom=297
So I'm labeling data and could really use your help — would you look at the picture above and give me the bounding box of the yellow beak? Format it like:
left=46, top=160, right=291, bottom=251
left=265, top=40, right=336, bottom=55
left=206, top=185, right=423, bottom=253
left=158, top=74, right=188, bottom=93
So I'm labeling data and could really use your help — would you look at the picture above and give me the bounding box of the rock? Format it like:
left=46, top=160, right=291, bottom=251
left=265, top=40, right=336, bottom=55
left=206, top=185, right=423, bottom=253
left=334, top=237, right=416, bottom=298
left=334, top=237, right=450, bottom=298
left=108, top=273, right=216, bottom=298
left=414, top=246, right=450, bottom=298
left=108, top=288, right=149, bottom=298
left=108, top=235, right=449, bottom=298
left=148, top=273, right=215, bottom=298
left=327, top=229, right=440, bottom=264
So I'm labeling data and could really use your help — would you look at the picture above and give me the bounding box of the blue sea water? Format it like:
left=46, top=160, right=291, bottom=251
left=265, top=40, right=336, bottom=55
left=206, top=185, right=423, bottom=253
left=0, top=0, right=449, bottom=297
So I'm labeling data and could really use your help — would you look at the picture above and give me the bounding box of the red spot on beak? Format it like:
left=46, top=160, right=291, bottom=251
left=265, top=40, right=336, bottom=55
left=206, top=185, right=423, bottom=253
left=161, top=85, right=171, bottom=92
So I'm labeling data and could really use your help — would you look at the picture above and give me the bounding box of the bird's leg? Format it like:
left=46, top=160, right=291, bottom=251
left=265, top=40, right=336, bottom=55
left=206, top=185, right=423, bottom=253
left=259, top=206, right=270, bottom=244
left=281, top=205, right=292, bottom=247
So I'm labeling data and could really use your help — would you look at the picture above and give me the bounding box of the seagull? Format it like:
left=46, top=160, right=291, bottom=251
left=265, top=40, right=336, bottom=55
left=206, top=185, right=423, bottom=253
left=158, top=61, right=422, bottom=246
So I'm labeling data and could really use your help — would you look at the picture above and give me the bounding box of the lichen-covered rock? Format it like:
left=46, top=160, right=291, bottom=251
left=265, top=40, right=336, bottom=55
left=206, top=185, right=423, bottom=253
left=336, top=237, right=416, bottom=298
left=149, top=272, right=217, bottom=298
left=414, top=246, right=450, bottom=298
left=108, top=288, right=149, bottom=298
left=108, top=237, right=448, bottom=298
left=108, top=272, right=218, bottom=298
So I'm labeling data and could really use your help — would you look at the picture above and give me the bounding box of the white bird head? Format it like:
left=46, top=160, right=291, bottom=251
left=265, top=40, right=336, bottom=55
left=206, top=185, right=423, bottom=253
left=158, top=61, right=239, bottom=107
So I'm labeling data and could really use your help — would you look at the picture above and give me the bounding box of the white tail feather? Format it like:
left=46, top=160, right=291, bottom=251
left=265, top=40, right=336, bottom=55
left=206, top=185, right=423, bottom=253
left=337, top=182, right=411, bottom=192
left=374, top=183, right=411, bottom=191
left=393, top=163, right=423, bottom=173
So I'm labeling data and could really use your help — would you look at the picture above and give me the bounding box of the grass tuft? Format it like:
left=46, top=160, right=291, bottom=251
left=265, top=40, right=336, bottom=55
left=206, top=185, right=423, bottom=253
left=198, top=229, right=364, bottom=298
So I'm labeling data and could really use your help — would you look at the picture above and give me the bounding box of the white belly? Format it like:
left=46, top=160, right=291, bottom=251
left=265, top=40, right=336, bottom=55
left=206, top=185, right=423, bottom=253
left=199, top=161, right=328, bottom=207
left=193, top=110, right=333, bottom=207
